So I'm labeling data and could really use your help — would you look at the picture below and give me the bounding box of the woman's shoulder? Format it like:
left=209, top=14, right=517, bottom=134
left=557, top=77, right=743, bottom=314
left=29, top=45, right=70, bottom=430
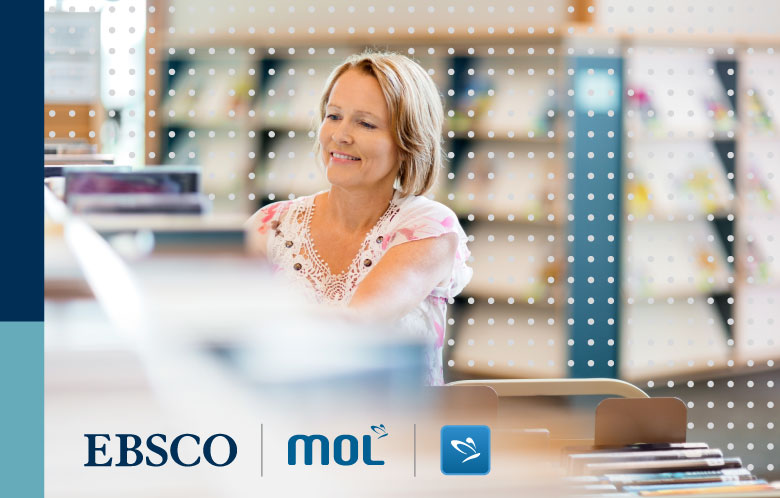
left=391, top=192, right=460, bottom=230
left=384, top=191, right=473, bottom=298
left=382, top=191, right=465, bottom=246
left=244, top=193, right=314, bottom=234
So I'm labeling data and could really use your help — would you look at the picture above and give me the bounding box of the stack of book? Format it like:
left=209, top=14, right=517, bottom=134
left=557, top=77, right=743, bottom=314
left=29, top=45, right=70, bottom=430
left=44, top=140, right=98, bottom=155
left=563, top=442, right=780, bottom=497
left=63, top=166, right=208, bottom=215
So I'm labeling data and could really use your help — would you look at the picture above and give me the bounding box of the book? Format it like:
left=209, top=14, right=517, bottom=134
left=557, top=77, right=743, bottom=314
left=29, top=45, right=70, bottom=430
left=638, top=482, right=776, bottom=496
left=568, top=448, right=723, bottom=474
left=625, top=479, right=767, bottom=493
left=584, top=457, right=742, bottom=475
left=604, top=468, right=755, bottom=487
left=563, top=442, right=711, bottom=455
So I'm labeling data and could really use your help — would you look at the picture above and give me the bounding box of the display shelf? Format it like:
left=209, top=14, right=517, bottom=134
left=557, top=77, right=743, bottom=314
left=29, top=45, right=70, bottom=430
left=449, top=141, right=564, bottom=221
left=619, top=44, right=746, bottom=380
left=257, top=56, right=338, bottom=131
left=164, top=133, right=255, bottom=213
left=738, top=137, right=780, bottom=215
left=440, top=44, right=569, bottom=377
left=449, top=303, right=568, bottom=379
left=243, top=41, right=572, bottom=368
left=161, top=56, right=258, bottom=127
left=733, top=46, right=780, bottom=369
left=150, top=32, right=573, bottom=379
left=624, top=140, right=735, bottom=218
left=148, top=29, right=780, bottom=381
left=619, top=300, right=732, bottom=382
left=624, top=48, right=737, bottom=141
left=447, top=131, right=560, bottom=142
left=733, top=284, right=780, bottom=364
left=465, top=223, right=564, bottom=301
left=449, top=54, right=560, bottom=138
left=158, top=52, right=260, bottom=213
left=254, top=134, right=329, bottom=199
left=739, top=53, right=780, bottom=138
left=623, top=220, right=733, bottom=300
left=737, top=217, right=780, bottom=287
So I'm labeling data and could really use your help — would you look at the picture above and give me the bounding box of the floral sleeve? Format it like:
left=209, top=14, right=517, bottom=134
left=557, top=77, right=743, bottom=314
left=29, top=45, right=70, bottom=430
left=245, top=200, right=292, bottom=254
left=384, top=199, right=473, bottom=299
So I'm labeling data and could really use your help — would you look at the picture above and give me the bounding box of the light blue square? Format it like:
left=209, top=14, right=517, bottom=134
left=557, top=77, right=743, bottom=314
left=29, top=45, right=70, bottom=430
left=440, top=425, right=490, bottom=475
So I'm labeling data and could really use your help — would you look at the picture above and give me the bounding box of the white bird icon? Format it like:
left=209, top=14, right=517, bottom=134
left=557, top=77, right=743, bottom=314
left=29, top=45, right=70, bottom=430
left=450, top=437, right=481, bottom=463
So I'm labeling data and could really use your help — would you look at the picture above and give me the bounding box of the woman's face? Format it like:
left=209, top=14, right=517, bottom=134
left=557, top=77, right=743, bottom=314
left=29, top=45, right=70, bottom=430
left=318, top=69, right=400, bottom=194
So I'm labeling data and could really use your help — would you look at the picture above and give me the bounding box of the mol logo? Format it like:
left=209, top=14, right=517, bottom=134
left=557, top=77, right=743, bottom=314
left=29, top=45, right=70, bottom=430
left=288, top=425, right=388, bottom=466
left=440, top=425, right=490, bottom=475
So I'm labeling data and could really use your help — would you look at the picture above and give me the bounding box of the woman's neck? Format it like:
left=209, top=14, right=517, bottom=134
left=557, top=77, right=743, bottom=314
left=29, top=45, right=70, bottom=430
left=319, top=186, right=396, bottom=234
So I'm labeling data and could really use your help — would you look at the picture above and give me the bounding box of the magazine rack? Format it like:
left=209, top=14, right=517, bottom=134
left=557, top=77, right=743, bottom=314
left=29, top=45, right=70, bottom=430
left=447, top=378, right=687, bottom=447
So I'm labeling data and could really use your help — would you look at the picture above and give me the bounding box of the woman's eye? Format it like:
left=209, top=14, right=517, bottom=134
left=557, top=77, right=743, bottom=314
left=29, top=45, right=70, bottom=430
left=326, top=114, right=340, bottom=120
left=360, top=121, right=377, bottom=129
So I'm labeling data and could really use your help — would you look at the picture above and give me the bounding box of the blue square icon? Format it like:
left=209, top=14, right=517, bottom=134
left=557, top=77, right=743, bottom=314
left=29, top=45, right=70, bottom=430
left=440, top=425, right=491, bottom=475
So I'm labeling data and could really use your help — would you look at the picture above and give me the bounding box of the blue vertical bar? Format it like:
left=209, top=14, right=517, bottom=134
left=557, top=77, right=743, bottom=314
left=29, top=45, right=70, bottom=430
left=0, top=2, right=43, bottom=497
left=568, top=56, right=623, bottom=378
left=0, top=323, right=44, bottom=497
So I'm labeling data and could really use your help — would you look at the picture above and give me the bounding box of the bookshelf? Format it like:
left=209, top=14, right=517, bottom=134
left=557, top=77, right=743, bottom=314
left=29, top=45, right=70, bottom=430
left=621, top=45, right=737, bottom=382
left=157, top=49, right=260, bottom=213
left=146, top=5, right=780, bottom=383
left=734, top=46, right=780, bottom=366
left=44, top=12, right=103, bottom=146
left=147, top=37, right=572, bottom=380
left=620, top=42, right=780, bottom=382
left=436, top=44, right=570, bottom=380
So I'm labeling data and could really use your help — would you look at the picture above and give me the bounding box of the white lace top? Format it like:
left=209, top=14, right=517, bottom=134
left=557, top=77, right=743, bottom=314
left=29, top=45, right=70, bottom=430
left=246, top=189, right=472, bottom=385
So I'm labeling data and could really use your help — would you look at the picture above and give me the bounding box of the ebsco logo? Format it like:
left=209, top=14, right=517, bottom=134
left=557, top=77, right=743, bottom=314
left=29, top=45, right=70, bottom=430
left=84, top=433, right=238, bottom=467
left=440, top=425, right=490, bottom=475
left=288, top=425, right=387, bottom=466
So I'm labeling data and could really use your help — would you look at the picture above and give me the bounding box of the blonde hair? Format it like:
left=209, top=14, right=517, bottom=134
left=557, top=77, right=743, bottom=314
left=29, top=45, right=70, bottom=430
left=315, top=51, right=444, bottom=196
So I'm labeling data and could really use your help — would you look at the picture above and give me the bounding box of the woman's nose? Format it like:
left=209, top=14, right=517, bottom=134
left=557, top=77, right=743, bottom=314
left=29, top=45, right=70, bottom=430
left=332, top=121, right=353, bottom=144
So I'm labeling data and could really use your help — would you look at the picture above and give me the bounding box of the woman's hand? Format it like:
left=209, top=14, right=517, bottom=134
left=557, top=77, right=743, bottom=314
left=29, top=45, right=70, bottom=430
left=348, top=232, right=458, bottom=321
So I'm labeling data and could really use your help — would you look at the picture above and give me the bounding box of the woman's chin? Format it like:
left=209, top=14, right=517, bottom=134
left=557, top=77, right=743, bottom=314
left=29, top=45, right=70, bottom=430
left=325, top=165, right=358, bottom=187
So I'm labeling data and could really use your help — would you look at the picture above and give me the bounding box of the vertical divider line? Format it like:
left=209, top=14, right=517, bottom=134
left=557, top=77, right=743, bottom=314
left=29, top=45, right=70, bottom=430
left=261, top=423, right=264, bottom=477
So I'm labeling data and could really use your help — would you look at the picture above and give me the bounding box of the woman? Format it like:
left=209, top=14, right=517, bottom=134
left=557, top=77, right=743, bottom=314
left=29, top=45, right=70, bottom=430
left=246, top=52, right=472, bottom=385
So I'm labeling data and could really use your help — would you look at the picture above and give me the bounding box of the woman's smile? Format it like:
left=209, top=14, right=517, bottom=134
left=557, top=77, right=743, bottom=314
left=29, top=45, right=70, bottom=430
left=330, top=151, right=361, bottom=163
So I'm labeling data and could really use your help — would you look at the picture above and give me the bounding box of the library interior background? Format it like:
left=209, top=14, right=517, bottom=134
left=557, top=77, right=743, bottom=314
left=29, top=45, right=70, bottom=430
left=44, top=0, right=780, bottom=491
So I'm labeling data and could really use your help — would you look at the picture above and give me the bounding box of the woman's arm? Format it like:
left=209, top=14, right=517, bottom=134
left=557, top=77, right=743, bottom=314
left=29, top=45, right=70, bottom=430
left=245, top=224, right=270, bottom=258
left=244, top=201, right=289, bottom=258
left=348, top=232, right=458, bottom=321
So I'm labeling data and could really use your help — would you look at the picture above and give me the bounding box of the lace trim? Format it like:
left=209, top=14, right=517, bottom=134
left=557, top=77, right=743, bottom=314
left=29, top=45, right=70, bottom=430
left=273, top=192, right=402, bottom=304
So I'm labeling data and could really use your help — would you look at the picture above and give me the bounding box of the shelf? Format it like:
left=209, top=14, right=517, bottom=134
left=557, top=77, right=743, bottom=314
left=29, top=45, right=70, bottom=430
left=624, top=130, right=738, bottom=141
left=161, top=57, right=258, bottom=133
left=450, top=56, right=559, bottom=138
left=623, top=220, right=733, bottom=299
left=162, top=117, right=260, bottom=130
left=254, top=136, right=330, bottom=197
left=449, top=141, right=564, bottom=222
left=162, top=30, right=566, bottom=52
left=624, top=49, right=737, bottom=141
left=619, top=300, right=731, bottom=382
left=465, top=223, right=564, bottom=301
left=624, top=140, right=735, bottom=218
left=739, top=52, right=780, bottom=136
left=449, top=303, right=568, bottom=379
left=446, top=130, right=561, bottom=142
left=454, top=211, right=564, bottom=226
left=733, top=285, right=780, bottom=364
left=737, top=140, right=780, bottom=215
left=737, top=217, right=780, bottom=286
left=147, top=31, right=780, bottom=382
